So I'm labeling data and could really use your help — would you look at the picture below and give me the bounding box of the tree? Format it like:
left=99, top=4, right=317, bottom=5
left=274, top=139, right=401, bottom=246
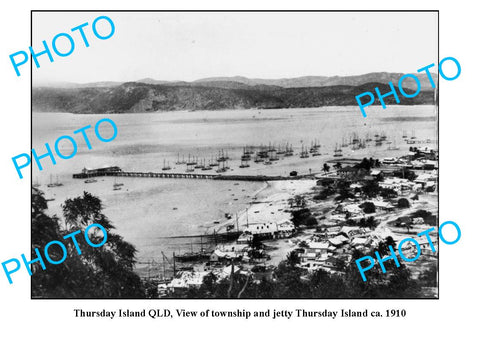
left=287, top=198, right=294, bottom=208
left=393, top=168, right=417, bottom=181
left=360, top=201, right=376, bottom=214
left=294, top=195, right=306, bottom=208
left=334, top=162, right=342, bottom=170
left=314, top=186, right=335, bottom=200
left=32, top=189, right=145, bottom=298
left=286, top=251, right=301, bottom=267
left=298, top=240, right=309, bottom=248
left=274, top=259, right=308, bottom=298
left=380, top=187, right=398, bottom=199
left=291, top=208, right=312, bottom=227
left=355, top=158, right=375, bottom=171
left=397, top=198, right=410, bottom=208
left=361, top=180, right=380, bottom=198
left=377, top=236, right=396, bottom=256
left=359, top=216, right=378, bottom=230
left=323, top=163, right=330, bottom=173
left=305, top=216, right=318, bottom=226
left=309, top=269, right=346, bottom=298
left=418, top=265, right=438, bottom=287
left=249, top=234, right=264, bottom=250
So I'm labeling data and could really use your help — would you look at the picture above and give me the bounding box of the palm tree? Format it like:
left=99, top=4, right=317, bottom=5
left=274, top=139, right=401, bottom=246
left=32, top=189, right=145, bottom=298
left=323, top=163, right=330, bottom=173
left=294, top=195, right=306, bottom=208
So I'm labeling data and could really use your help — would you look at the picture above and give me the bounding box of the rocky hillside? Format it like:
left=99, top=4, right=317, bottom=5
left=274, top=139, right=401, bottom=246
left=32, top=80, right=435, bottom=114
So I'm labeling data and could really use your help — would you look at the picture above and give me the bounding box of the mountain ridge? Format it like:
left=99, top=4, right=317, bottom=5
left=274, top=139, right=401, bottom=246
left=32, top=81, right=435, bottom=114
left=34, top=72, right=438, bottom=90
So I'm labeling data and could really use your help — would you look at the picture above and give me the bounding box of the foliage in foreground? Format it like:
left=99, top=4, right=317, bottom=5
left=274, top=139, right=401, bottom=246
left=32, top=188, right=145, bottom=298
left=174, top=240, right=435, bottom=299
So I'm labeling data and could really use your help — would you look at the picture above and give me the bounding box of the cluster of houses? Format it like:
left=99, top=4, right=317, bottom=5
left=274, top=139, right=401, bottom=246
left=296, top=217, right=438, bottom=274
left=297, top=225, right=374, bottom=273
left=296, top=150, right=438, bottom=274
left=160, top=149, right=438, bottom=295
left=162, top=219, right=295, bottom=294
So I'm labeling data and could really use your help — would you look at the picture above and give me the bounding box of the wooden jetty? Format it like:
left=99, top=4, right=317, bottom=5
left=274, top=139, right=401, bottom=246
left=73, top=169, right=313, bottom=182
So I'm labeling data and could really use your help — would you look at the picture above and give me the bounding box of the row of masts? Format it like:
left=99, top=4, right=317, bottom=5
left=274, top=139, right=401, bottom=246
left=157, top=130, right=418, bottom=172
left=160, top=131, right=413, bottom=171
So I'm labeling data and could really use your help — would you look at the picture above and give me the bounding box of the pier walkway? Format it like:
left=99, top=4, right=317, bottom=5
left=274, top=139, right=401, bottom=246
left=73, top=170, right=315, bottom=182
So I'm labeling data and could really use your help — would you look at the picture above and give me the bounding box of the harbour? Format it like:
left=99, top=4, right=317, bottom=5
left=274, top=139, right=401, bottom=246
left=33, top=105, right=437, bottom=295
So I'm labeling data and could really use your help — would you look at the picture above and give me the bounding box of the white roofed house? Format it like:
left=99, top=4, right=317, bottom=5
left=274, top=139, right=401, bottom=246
left=328, top=235, right=349, bottom=248
left=209, top=247, right=244, bottom=262
left=414, top=173, right=437, bottom=189
left=351, top=237, right=370, bottom=252
left=241, top=220, right=295, bottom=240
left=343, top=204, right=363, bottom=215
left=299, top=248, right=317, bottom=264
left=276, top=219, right=296, bottom=238
left=372, top=200, right=395, bottom=212
left=382, top=157, right=397, bottom=165
left=332, top=203, right=363, bottom=221
left=307, top=241, right=330, bottom=256
left=237, top=233, right=253, bottom=245
left=168, top=271, right=210, bottom=292
left=379, top=178, right=415, bottom=194
left=339, top=226, right=362, bottom=238
left=370, top=169, right=384, bottom=179
left=417, top=237, right=438, bottom=256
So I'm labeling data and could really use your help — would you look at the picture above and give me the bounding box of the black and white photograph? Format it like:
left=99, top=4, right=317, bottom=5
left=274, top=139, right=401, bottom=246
left=31, top=11, right=439, bottom=299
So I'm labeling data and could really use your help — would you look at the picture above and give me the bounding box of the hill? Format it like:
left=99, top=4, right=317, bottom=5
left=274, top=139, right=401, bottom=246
left=194, top=72, right=438, bottom=90
left=32, top=81, right=435, bottom=114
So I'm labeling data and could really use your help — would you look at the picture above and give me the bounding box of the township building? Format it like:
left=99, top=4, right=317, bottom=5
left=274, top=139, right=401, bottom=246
left=239, top=220, right=295, bottom=241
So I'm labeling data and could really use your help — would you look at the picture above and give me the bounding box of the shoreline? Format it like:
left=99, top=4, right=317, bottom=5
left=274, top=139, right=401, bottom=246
left=32, top=104, right=436, bottom=116
left=209, top=179, right=317, bottom=242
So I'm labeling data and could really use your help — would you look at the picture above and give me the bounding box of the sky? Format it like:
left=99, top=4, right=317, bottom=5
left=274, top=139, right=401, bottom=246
left=31, top=11, right=438, bottom=84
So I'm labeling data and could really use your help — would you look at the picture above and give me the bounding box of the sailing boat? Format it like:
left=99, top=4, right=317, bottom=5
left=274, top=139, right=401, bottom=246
left=388, top=138, right=400, bottom=150
left=47, top=175, right=63, bottom=187
left=175, top=153, right=185, bottom=165
left=162, top=159, right=172, bottom=171
left=186, top=154, right=196, bottom=166
left=312, top=143, right=321, bottom=156
left=239, top=159, right=250, bottom=168
left=113, top=177, right=124, bottom=190
left=241, top=147, right=252, bottom=160
left=194, top=157, right=203, bottom=169
left=33, top=177, right=41, bottom=188
left=216, top=160, right=228, bottom=173
left=209, top=155, right=219, bottom=167
left=352, top=132, right=359, bottom=144
left=201, top=159, right=212, bottom=171
left=186, top=163, right=195, bottom=172
left=407, top=130, right=417, bottom=144
left=299, top=145, right=309, bottom=158
left=217, top=150, right=227, bottom=162
left=333, top=143, right=343, bottom=157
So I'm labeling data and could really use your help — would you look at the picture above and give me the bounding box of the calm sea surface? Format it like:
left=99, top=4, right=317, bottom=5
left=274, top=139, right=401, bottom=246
left=32, top=105, right=437, bottom=263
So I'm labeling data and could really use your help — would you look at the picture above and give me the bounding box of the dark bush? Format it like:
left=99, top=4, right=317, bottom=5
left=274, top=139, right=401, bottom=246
left=360, top=201, right=376, bottom=214
left=398, top=198, right=410, bottom=208
left=305, top=216, right=318, bottom=226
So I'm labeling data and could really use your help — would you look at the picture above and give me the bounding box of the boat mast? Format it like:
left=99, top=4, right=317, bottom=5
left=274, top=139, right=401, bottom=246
left=172, top=252, right=176, bottom=276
